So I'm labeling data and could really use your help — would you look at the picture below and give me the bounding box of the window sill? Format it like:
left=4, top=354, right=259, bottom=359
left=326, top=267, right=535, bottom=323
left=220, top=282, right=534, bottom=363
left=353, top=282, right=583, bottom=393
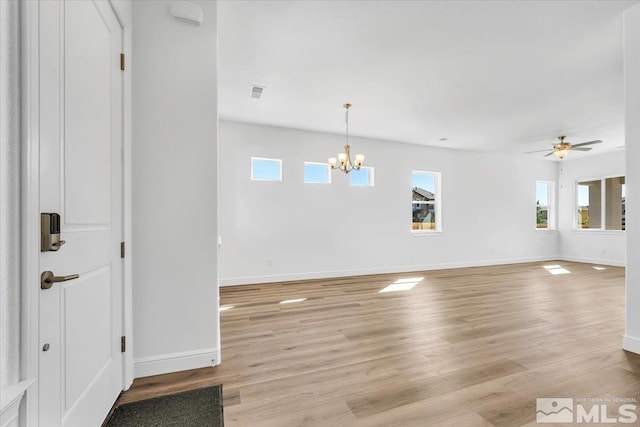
left=410, top=230, right=443, bottom=237
left=535, top=228, right=557, bottom=233
left=572, top=229, right=626, bottom=235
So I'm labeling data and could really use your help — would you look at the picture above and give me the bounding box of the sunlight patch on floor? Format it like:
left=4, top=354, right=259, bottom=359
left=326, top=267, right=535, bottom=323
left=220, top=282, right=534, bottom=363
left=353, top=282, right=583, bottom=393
left=280, top=298, right=307, bottom=304
left=543, top=265, right=571, bottom=275
left=379, top=277, right=424, bottom=293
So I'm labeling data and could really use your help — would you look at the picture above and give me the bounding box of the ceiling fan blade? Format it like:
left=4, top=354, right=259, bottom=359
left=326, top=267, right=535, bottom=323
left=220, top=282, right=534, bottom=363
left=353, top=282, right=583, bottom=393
left=526, top=149, right=556, bottom=153
left=543, top=151, right=556, bottom=157
left=570, top=140, right=602, bottom=148
left=571, top=147, right=592, bottom=151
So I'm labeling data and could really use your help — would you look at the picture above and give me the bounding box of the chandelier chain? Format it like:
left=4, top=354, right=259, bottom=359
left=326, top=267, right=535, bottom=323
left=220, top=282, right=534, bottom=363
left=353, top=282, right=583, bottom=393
left=345, top=107, right=349, bottom=147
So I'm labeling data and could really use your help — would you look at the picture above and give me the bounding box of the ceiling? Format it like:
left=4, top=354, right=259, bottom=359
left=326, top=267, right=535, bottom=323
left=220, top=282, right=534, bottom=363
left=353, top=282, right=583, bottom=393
left=218, top=1, right=639, bottom=158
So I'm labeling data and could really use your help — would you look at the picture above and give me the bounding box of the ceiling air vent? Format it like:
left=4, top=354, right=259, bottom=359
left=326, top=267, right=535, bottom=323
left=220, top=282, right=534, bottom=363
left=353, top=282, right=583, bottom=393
left=250, top=85, right=265, bottom=99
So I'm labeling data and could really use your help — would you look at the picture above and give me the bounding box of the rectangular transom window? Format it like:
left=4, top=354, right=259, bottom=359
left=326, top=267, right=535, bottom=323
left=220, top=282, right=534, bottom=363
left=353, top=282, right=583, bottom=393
left=536, top=181, right=555, bottom=229
left=251, top=157, right=282, bottom=181
left=350, top=166, right=374, bottom=186
left=576, top=176, right=625, bottom=230
left=412, top=171, right=441, bottom=232
left=304, top=162, right=331, bottom=184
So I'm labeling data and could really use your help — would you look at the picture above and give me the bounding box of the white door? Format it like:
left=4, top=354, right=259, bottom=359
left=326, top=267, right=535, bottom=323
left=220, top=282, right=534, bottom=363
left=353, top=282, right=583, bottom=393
left=38, top=1, right=124, bottom=426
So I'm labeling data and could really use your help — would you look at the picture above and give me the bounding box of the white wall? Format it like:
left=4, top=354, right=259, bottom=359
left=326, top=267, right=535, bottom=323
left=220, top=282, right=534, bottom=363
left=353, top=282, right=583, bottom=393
left=558, top=150, right=626, bottom=266
left=132, top=0, right=220, bottom=377
left=0, top=0, right=20, bottom=392
left=624, top=4, right=640, bottom=355
left=219, top=120, right=559, bottom=285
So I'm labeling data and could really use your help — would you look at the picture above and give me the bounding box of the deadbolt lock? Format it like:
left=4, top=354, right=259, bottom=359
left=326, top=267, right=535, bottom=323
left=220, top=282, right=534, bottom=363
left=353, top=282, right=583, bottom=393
left=41, top=213, right=66, bottom=252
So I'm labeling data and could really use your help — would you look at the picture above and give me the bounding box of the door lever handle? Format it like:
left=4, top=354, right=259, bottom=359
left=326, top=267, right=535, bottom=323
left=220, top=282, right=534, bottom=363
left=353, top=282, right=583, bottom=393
left=41, top=271, right=80, bottom=290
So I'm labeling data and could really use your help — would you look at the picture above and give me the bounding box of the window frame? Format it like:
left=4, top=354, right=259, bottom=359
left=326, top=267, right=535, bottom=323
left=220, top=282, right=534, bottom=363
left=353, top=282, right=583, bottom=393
left=535, top=180, right=556, bottom=231
left=303, top=161, right=331, bottom=184
left=349, top=166, right=375, bottom=187
left=574, top=174, right=625, bottom=232
left=410, top=170, right=442, bottom=234
left=250, top=156, right=282, bottom=182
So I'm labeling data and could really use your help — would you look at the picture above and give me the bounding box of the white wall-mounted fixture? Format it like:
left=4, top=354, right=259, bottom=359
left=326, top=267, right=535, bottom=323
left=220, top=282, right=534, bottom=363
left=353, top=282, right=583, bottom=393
left=250, top=85, right=265, bottom=99
left=169, top=2, right=204, bottom=25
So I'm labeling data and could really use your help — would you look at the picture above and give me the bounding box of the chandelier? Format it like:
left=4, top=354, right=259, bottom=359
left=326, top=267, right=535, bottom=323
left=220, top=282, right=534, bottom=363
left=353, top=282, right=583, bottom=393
left=328, top=103, right=364, bottom=174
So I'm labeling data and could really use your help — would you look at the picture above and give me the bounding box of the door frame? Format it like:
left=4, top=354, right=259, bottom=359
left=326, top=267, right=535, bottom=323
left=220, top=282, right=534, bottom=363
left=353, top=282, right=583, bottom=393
left=20, top=1, right=133, bottom=425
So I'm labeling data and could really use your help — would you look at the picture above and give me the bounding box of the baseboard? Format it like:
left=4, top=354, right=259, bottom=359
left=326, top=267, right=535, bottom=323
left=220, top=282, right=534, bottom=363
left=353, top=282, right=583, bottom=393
left=134, top=347, right=220, bottom=378
left=1, top=379, right=35, bottom=427
left=559, top=255, right=626, bottom=267
left=219, top=255, right=561, bottom=286
left=623, top=335, right=640, bottom=355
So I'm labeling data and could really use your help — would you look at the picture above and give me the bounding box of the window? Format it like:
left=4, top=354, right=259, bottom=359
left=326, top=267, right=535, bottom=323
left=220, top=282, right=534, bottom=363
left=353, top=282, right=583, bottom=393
left=576, top=176, right=625, bottom=230
left=350, top=166, right=374, bottom=186
left=577, top=180, right=601, bottom=229
left=412, top=171, right=441, bottom=232
left=605, top=176, right=625, bottom=230
left=304, top=162, right=331, bottom=184
left=536, top=181, right=555, bottom=229
left=251, top=157, right=282, bottom=181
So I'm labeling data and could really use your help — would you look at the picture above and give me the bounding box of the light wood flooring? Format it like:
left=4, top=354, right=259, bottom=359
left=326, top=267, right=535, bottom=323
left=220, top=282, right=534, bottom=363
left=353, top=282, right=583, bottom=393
left=119, top=261, right=640, bottom=426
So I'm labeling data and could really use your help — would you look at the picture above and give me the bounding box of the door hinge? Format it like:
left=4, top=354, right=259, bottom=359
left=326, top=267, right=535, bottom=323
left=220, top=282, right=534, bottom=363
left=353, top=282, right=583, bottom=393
left=120, top=241, right=125, bottom=259
left=120, top=53, right=125, bottom=71
left=121, top=336, right=126, bottom=353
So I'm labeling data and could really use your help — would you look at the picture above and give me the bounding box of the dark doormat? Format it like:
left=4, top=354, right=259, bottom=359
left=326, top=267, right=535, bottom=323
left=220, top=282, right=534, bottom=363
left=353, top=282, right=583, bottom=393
left=105, top=384, right=224, bottom=427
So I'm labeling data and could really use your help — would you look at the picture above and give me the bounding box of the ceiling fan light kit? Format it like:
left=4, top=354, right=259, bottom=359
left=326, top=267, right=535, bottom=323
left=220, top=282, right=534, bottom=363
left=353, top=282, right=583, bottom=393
left=554, top=148, right=569, bottom=159
left=553, top=136, right=570, bottom=159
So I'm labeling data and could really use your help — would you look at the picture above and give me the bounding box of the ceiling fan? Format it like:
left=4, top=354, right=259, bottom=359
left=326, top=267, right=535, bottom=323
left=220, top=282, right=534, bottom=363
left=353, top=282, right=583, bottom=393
left=526, top=136, right=602, bottom=159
